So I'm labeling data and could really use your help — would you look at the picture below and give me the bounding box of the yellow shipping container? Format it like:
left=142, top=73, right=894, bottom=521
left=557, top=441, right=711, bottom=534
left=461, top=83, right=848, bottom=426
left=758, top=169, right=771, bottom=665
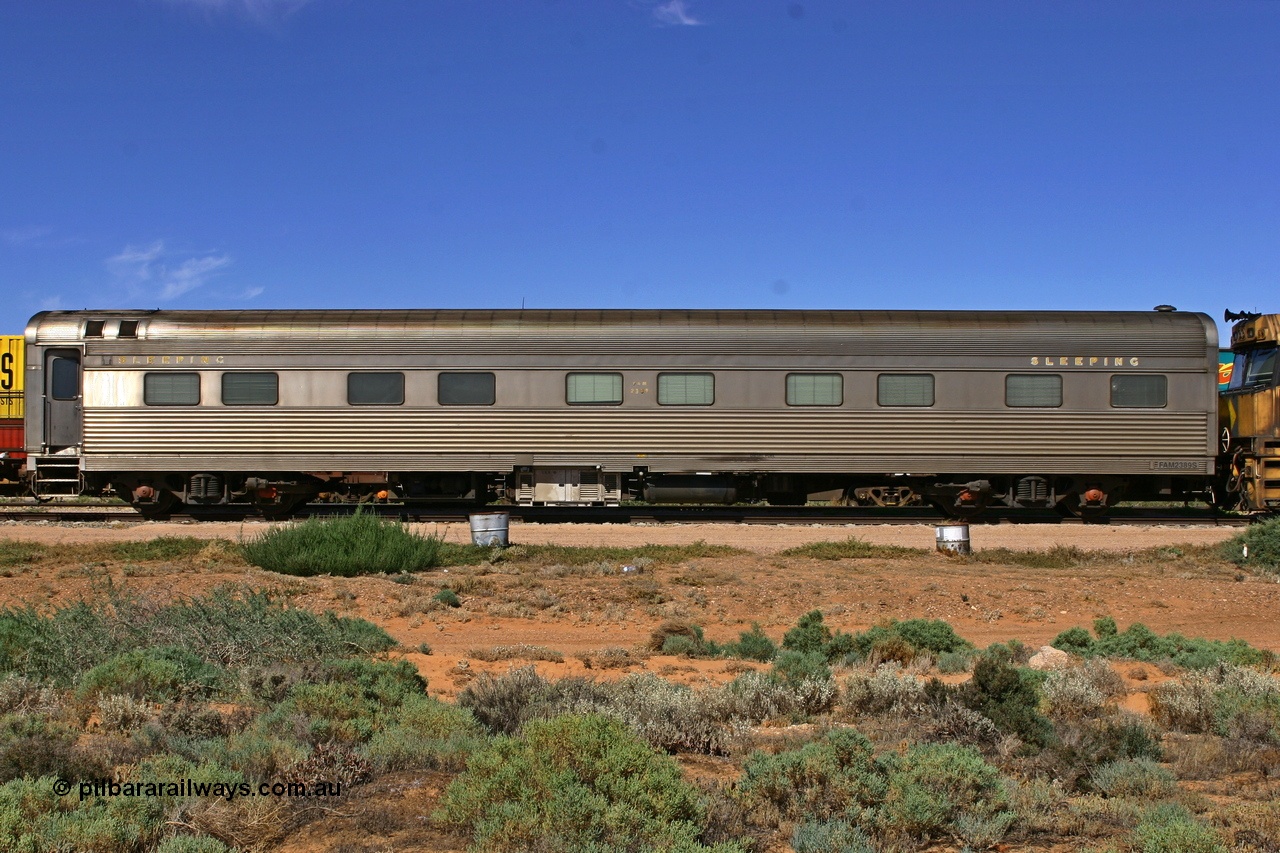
left=1, top=335, right=23, bottom=420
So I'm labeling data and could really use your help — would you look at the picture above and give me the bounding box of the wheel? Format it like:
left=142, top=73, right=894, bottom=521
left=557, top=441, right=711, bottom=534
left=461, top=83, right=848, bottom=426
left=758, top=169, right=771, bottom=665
left=133, top=490, right=177, bottom=520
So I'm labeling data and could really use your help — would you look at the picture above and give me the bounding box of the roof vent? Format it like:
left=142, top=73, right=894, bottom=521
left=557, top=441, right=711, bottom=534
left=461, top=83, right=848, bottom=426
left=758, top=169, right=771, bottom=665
left=1153, top=305, right=1176, bottom=312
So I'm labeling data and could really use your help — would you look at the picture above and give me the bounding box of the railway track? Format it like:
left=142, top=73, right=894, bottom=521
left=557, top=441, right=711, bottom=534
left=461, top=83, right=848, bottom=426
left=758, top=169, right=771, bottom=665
left=0, top=500, right=1251, bottom=526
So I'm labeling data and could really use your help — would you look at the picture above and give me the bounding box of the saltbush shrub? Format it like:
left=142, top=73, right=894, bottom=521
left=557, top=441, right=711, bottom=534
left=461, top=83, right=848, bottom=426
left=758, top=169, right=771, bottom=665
left=1089, top=758, right=1176, bottom=798
left=790, top=818, right=875, bottom=853
left=1222, top=515, right=1280, bottom=573
left=0, top=587, right=394, bottom=686
left=843, top=664, right=925, bottom=716
left=435, top=713, right=744, bottom=852
left=739, top=728, right=886, bottom=823
left=241, top=510, right=447, bottom=577
left=876, top=742, right=1013, bottom=846
left=1051, top=621, right=1274, bottom=670
left=1132, top=803, right=1226, bottom=853
left=77, top=647, right=224, bottom=703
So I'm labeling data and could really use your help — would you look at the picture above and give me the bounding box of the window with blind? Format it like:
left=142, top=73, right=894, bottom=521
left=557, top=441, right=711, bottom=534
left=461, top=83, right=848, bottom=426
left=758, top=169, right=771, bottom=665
left=1110, top=375, right=1167, bottom=408
left=877, top=374, right=934, bottom=407
left=658, top=373, right=714, bottom=406
left=786, top=373, right=842, bottom=406
left=1005, top=374, right=1062, bottom=408
left=145, top=373, right=200, bottom=406
left=221, top=372, right=278, bottom=406
left=566, top=373, right=623, bottom=405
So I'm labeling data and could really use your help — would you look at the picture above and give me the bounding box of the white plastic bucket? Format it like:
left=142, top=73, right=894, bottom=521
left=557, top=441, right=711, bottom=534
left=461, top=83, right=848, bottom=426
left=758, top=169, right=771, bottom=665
left=935, top=523, right=971, bottom=556
left=469, top=512, right=510, bottom=547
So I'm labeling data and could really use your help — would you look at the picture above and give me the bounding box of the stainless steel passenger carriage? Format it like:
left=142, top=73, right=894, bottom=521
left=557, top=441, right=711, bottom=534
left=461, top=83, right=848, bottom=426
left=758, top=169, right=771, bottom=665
left=24, top=308, right=1219, bottom=517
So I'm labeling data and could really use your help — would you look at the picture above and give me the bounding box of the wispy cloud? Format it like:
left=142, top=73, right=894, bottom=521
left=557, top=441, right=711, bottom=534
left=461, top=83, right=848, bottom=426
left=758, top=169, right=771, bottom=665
left=648, top=0, right=703, bottom=27
left=161, top=0, right=315, bottom=24
left=3, top=226, right=53, bottom=246
left=107, top=240, right=231, bottom=302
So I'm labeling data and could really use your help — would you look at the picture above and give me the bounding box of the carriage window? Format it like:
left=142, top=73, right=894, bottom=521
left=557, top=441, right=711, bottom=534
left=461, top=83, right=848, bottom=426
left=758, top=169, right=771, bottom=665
left=439, top=372, right=495, bottom=406
left=117, top=320, right=139, bottom=338
left=84, top=320, right=105, bottom=338
left=347, top=372, right=404, bottom=405
left=786, top=373, right=842, bottom=406
left=144, top=372, right=200, bottom=406
left=877, top=374, right=934, bottom=407
left=567, top=373, right=623, bottom=405
left=1006, top=374, right=1062, bottom=407
left=51, top=357, right=79, bottom=401
left=222, top=372, right=278, bottom=406
left=658, top=373, right=714, bottom=406
left=1110, top=375, right=1167, bottom=408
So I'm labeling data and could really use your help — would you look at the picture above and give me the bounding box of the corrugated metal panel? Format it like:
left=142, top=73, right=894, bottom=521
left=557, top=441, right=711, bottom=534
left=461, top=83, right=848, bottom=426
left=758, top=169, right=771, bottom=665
left=83, top=408, right=1211, bottom=464
left=35, top=309, right=1216, bottom=359
left=0, top=336, right=23, bottom=420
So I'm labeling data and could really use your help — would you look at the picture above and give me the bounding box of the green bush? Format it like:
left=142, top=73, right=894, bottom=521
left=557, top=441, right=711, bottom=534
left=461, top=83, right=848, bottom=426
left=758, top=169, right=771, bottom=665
left=262, top=658, right=426, bottom=746
left=77, top=647, right=224, bottom=703
left=1222, top=515, right=1280, bottom=573
left=0, top=774, right=168, bottom=853
left=154, top=836, right=236, bottom=853
left=1133, top=803, right=1226, bottom=853
left=772, top=651, right=837, bottom=714
left=1089, top=758, right=1176, bottom=798
left=0, top=587, right=394, bottom=686
left=957, top=648, right=1053, bottom=749
left=435, top=713, right=744, bottom=852
left=433, top=588, right=461, bottom=608
left=777, top=538, right=925, bottom=560
left=364, top=694, right=485, bottom=772
left=877, top=742, right=1012, bottom=845
left=722, top=623, right=777, bottom=662
left=739, top=728, right=886, bottom=823
left=782, top=611, right=834, bottom=655
left=790, top=817, right=875, bottom=853
left=1051, top=621, right=1274, bottom=670
left=241, top=510, right=447, bottom=576
left=847, top=619, right=973, bottom=664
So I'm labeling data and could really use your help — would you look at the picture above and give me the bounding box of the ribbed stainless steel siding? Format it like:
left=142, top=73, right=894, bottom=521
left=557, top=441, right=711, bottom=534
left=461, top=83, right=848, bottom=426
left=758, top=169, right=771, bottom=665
left=35, top=309, right=1217, bottom=359
left=83, top=409, right=1210, bottom=473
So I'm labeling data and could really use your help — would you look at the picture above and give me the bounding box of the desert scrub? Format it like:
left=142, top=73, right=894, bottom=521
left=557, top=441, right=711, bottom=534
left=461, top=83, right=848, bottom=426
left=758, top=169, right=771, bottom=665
left=435, top=713, right=746, bottom=852
left=739, top=729, right=1012, bottom=848
left=0, top=586, right=394, bottom=686
left=721, top=623, right=778, bottom=662
left=1041, top=658, right=1126, bottom=720
left=1149, top=662, right=1280, bottom=740
left=258, top=658, right=427, bottom=746
left=777, top=537, right=926, bottom=560
left=364, top=693, right=485, bottom=772
left=500, top=541, right=746, bottom=568
left=1052, top=617, right=1275, bottom=670
left=241, top=511, right=449, bottom=576
left=1087, top=758, right=1176, bottom=798
left=1132, top=803, right=1226, bottom=853
left=790, top=818, right=875, bottom=853
left=847, top=619, right=973, bottom=666
left=842, top=663, right=926, bottom=716
left=951, top=646, right=1054, bottom=749
left=1222, top=514, right=1280, bottom=573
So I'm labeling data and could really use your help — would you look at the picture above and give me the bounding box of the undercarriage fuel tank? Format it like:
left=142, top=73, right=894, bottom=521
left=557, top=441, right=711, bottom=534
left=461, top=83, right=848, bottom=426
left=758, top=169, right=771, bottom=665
left=642, top=475, right=739, bottom=505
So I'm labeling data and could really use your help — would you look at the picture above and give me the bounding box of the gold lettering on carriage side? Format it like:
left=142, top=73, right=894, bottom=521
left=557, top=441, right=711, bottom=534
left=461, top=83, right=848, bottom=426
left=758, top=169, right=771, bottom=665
left=1029, top=355, right=1138, bottom=368
left=200, top=356, right=210, bottom=364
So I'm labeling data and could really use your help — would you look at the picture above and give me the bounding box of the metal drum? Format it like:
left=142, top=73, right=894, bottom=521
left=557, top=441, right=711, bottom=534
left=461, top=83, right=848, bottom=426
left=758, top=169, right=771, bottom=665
left=469, top=512, right=510, bottom=547
left=935, top=523, right=971, bottom=556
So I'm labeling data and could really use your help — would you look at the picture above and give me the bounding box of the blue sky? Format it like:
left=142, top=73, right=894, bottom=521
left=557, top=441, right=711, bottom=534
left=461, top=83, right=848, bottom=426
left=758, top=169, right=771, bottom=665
left=2, top=1, right=1276, bottom=341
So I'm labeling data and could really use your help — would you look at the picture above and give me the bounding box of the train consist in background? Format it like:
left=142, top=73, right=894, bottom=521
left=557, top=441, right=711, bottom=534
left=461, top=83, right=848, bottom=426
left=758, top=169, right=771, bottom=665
left=14, top=306, right=1276, bottom=519
left=0, top=335, right=24, bottom=489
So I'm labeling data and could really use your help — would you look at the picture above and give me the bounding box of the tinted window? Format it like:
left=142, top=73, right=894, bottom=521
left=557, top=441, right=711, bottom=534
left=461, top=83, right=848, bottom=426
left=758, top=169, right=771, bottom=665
left=658, top=373, right=714, bottom=406
left=144, top=372, right=200, bottom=406
left=1111, top=375, right=1167, bottom=408
left=222, top=372, right=278, bottom=406
left=1006, top=374, right=1062, bottom=407
left=347, top=372, right=404, bottom=405
left=567, top=373, right=622, bottom=405
left=877, top=374, right=934, bottom=407
left=439, top=372, right=495, bottom=405
left=84, top=320, right=105, bottom=338
left=117, top=320, right=139, bottom=338
left=786, top=373, right=842, bottom=406
left=1228, top=352, right=1248, bottom=390
left=50, top=357, right=79, bottom=401
left=1242, top=347, right=1277, bottom=388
